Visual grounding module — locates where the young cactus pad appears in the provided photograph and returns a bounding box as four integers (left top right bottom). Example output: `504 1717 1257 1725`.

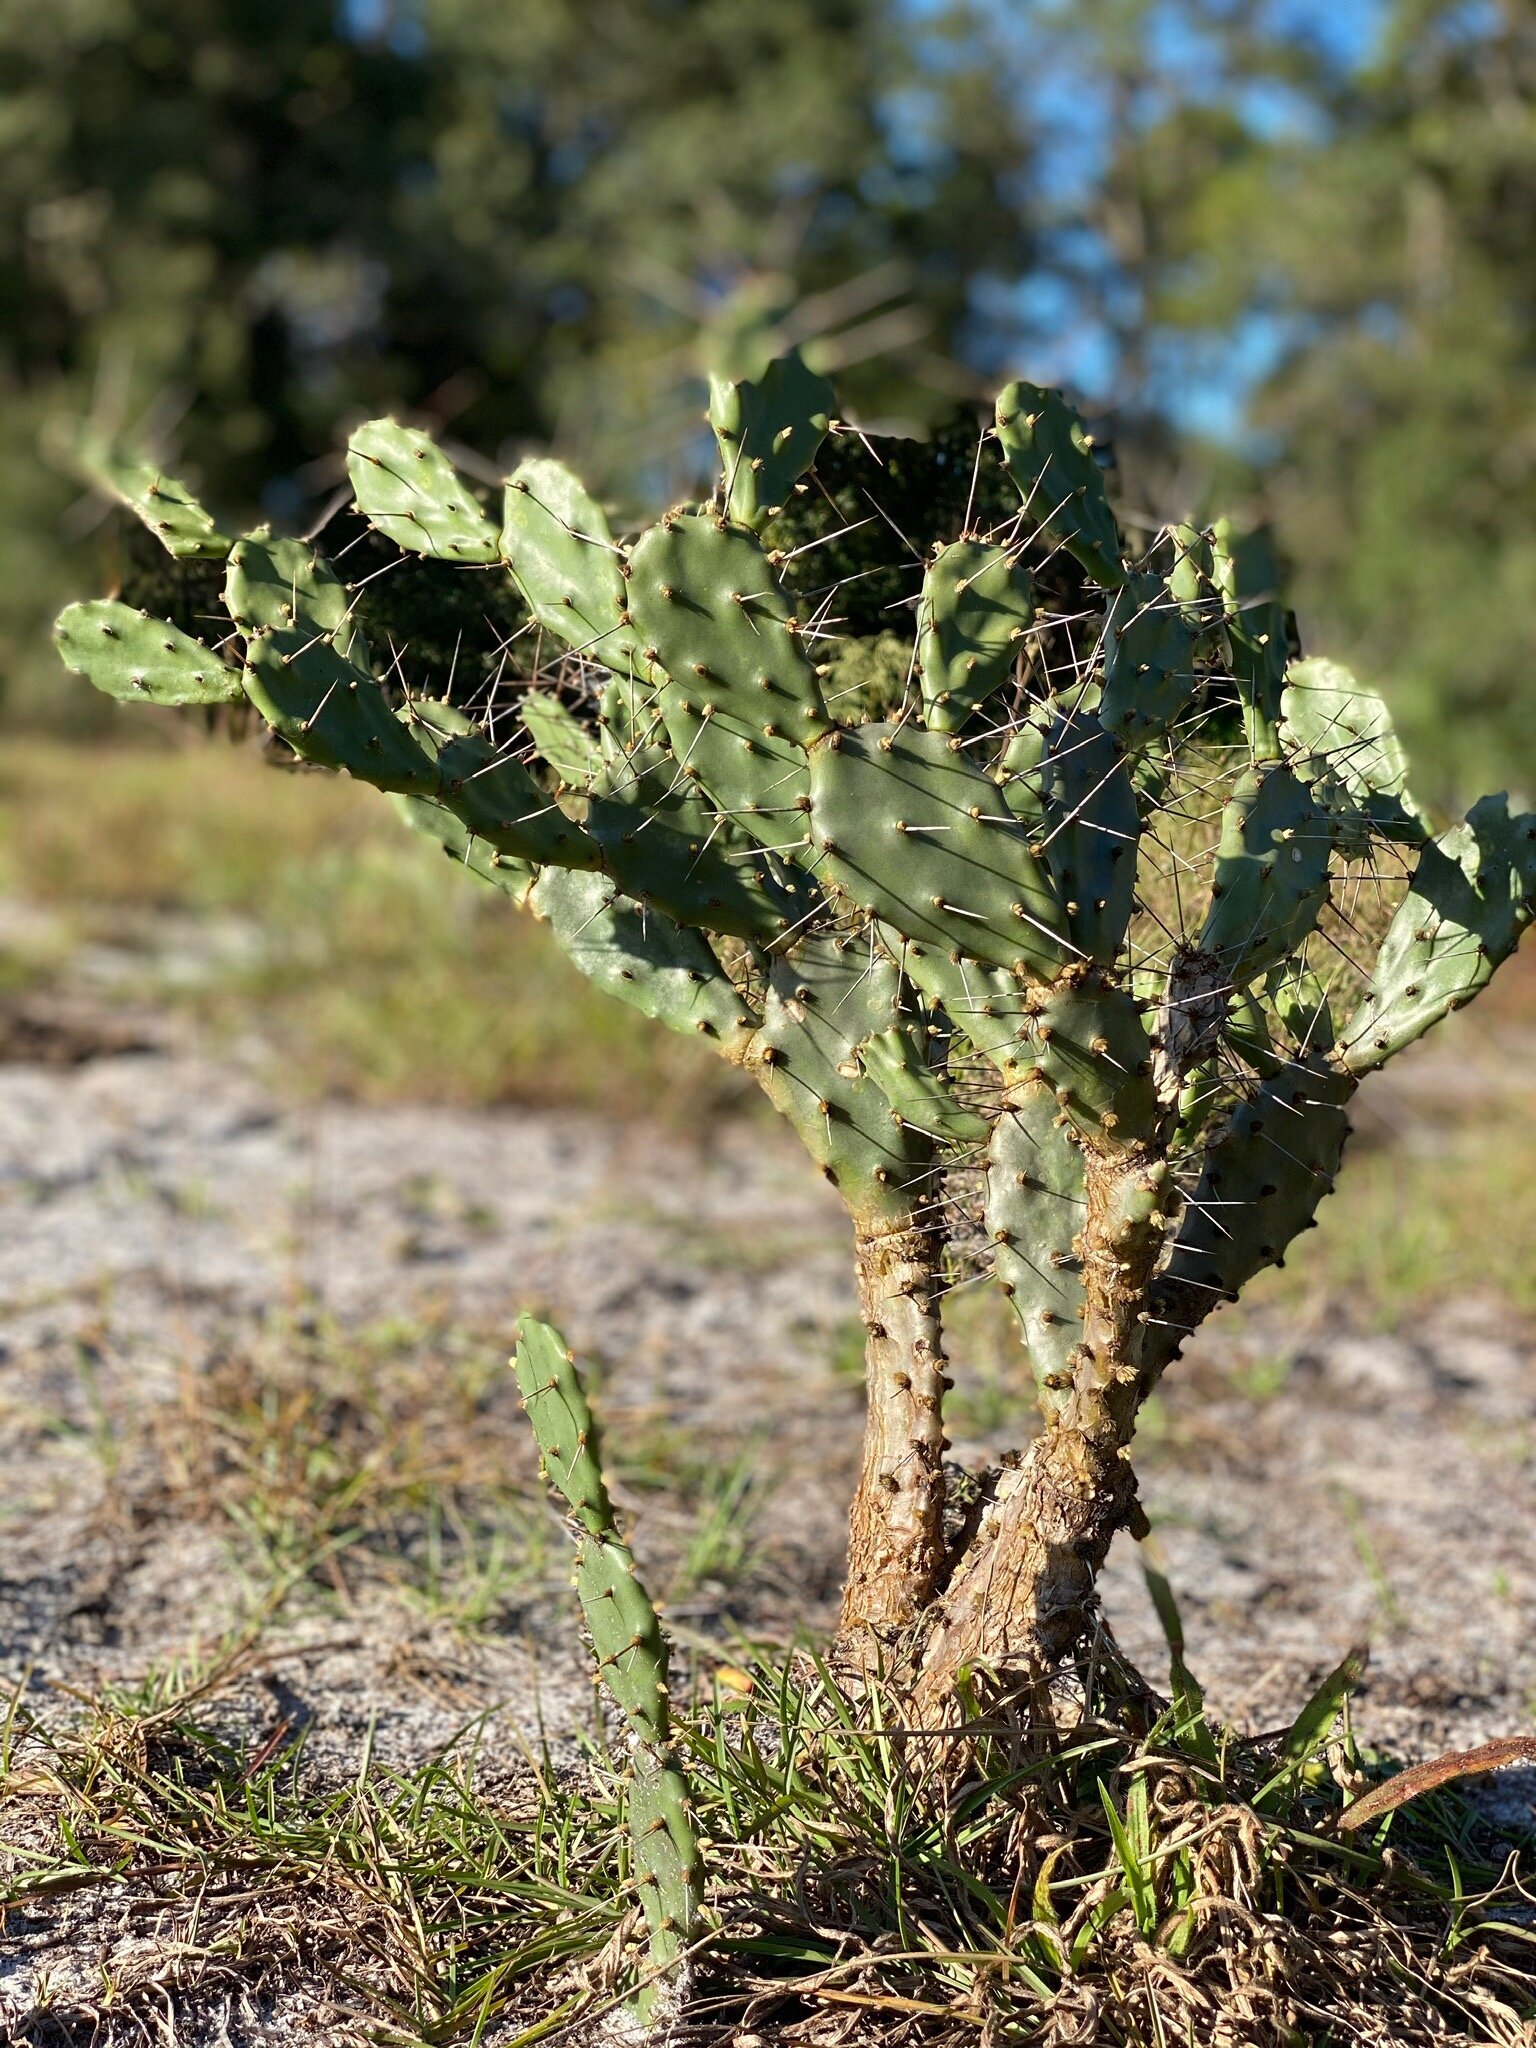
512 1316 700 2001
60 364 1536 1721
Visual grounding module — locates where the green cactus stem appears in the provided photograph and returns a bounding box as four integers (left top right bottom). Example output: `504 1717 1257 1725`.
512 1316 701 2010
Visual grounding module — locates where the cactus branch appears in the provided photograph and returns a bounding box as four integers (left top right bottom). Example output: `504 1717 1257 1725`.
838 1208 949 1647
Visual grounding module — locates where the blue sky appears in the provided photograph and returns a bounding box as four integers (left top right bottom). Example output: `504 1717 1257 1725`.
951 0 1389 439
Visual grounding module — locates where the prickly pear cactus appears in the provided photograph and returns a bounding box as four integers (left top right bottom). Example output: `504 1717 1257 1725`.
62 366 1536 1723
512 1317 700 2011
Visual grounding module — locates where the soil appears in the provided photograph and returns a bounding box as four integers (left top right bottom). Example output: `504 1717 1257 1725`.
0 992 1533 2042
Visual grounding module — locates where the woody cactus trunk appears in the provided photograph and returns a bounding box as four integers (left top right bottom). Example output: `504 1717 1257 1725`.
60 360 1536 1725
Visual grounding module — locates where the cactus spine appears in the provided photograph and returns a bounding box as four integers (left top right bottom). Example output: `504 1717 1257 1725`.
512 1317 700 2010
61 370 1536 1730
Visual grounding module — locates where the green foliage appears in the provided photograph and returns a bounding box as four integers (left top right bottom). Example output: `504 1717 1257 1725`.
0 0 1035 729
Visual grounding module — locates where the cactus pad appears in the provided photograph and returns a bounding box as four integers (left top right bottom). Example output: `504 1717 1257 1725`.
808 722 1069 976
755 934 934 1216
1162 1056 1354 1301
994 381 1125 588
985 1088 1088 1410
1281 657 1424 848
512 1316 700 1996
531 867 755 1048
1340 795 1536 1073
80 442 231 559
1035 704 1140 962
1020 976 1158 1145
1099 572 1199 748
228 536 437 793
521 689 602 787
55 601 241 705
502 457 640 668
629 514 828 841
346 419 501 562
915 540 1034 732
1200 765 1331 982
709 346 834 531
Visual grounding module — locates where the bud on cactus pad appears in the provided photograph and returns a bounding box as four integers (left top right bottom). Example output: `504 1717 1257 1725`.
61 365 1536 1766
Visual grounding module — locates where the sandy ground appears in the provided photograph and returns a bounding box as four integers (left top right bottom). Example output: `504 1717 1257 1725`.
0 1002 1533 2041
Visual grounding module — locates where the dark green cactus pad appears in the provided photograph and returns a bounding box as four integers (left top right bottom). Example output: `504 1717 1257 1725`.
1340 794 1536 1074
915 540 1034 732
881 930 1033 1079
512 1314 618 1539
755 934 933 1216
54 600 241 706
521 689 601 787
228 535 438 794
629 514 829 844
859 1026 989 1144
1162 524 1217 618
1036 704 1141 962
1099 571 1199 748
587 735 811 940
984 1087 1088 1412
502 457 641 668
997 717 1048 831
346 419 501 563
994 381 1126 589
80 441 231 559
1171 1057 1223 1152
709 346 834 530
808 722 1068 976
390 792 539 906
1265 963 1337 1055
531 867 756 1048
1019 977 1158 1145
418 714 601 871
1200 764 1332 982
1213 520 1289 746
1162 1055 1354 1303
1280 657 1424 849
628 1757 703 1968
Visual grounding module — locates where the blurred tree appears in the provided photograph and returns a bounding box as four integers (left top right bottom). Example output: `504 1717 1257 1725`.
1092 0 1536 798
0 0 1031 714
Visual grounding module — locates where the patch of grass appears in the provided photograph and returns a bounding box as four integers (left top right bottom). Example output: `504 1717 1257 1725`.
41 1308 784 1644
4 1638 1534 2046
77 1311 558 1635
0 738 751 1125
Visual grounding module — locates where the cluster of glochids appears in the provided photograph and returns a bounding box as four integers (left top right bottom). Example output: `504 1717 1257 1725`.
58 351 1536 2010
